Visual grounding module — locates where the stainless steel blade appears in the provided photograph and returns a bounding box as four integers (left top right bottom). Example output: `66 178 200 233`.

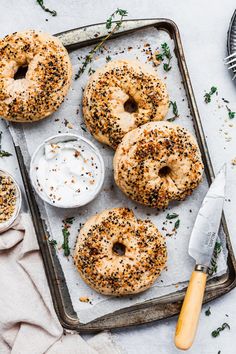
188 164 226 267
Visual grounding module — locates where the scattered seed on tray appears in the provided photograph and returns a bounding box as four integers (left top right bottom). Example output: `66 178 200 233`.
0 175 17 223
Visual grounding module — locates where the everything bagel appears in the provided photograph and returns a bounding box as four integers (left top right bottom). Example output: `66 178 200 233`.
83 59 169 149
74 208 167 295
0 30 72 122
113 121 204 209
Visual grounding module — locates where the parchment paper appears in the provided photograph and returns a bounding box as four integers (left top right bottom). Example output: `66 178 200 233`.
12 27 227 323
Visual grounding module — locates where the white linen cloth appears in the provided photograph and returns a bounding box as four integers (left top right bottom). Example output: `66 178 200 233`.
0 213 123 354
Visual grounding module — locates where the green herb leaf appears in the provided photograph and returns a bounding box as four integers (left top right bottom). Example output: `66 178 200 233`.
211 323 230 338
106 55 112 62
0 132 12 157
64 217 75 225
157 42 172 72
166 213 179 220
156 53 164 61
167 101 179 121
49 239 57 247
36 0 57 16
163 63 172 72
226 105 235 119
106 9 128 29
204 86 218 103
174 219 180 229
80 123 87 132
61 217 74 256
205 306 211 316
62 227 70 257
228 111 235 119
75 9 128 80
209 241 221 275
0 150 12 157
161 42 172 59
88 67 95 76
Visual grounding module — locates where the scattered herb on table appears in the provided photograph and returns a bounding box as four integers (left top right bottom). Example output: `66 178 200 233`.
0 151 12 157
167 101 179 121
0 132 12 158
36 0 57 16
166 213 179 220
211 322 230 338
226 105 235 119
156 42 172 71
106 55 112 62
62 217 75 256
75 8 128 79
209 241 221 275
204 86 218 103
205 306 211 316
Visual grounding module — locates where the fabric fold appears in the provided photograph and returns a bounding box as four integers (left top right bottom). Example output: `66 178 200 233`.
0 213 123 354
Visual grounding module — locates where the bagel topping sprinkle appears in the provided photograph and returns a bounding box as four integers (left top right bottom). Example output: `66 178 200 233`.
33 140 103 207
0 174 17 223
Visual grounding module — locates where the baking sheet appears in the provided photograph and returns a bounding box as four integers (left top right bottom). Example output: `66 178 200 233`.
12 27 227 324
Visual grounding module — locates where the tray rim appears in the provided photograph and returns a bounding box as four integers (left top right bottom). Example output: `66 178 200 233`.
227 9 236 55
227 9 236 78
12 18 236 333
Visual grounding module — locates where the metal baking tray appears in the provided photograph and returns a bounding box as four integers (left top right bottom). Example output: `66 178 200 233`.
227 9 236 79
12 19 236 332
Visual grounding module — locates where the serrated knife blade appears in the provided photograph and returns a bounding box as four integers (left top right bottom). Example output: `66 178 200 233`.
175 164 226 350
188 164 226 267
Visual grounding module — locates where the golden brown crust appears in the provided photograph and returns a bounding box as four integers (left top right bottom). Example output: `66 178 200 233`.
74 208 167 296
0 30 72 122
113 122 204 209
83 60 169 149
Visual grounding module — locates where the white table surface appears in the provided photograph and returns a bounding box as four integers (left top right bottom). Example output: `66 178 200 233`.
0 1 236 353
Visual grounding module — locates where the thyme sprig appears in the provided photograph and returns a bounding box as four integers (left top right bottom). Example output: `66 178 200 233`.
36 0 57 16
75 9 128 80
167 101 179 121
106 9 128 30
156 43 172 71
0 132 12 158
62 217 75 257
209 241 221 275
211 323 230 338
204 86 218 103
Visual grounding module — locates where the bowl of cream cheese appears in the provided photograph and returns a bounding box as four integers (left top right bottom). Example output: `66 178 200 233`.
30 134 105 208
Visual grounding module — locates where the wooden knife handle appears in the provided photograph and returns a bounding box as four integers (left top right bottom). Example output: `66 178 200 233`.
174 270 207 350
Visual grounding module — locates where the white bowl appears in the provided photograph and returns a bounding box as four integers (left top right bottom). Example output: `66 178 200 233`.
0 170 22 233
30 133 105 208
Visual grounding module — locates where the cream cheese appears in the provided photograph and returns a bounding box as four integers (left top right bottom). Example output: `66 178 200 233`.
31 137 104 208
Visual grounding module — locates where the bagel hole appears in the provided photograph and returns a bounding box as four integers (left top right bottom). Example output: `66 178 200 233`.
14 65 28 80
112 242 126 256
159 166 171 177
124 96 138 113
